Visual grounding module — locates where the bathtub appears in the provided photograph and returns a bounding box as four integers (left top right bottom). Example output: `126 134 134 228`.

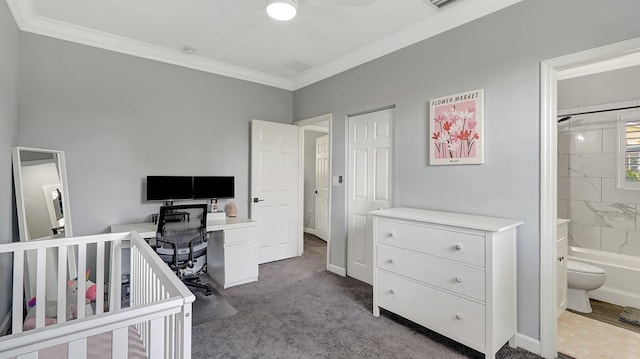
569 246 640 309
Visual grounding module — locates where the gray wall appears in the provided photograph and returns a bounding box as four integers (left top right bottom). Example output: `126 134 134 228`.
18 33 293 236
293 0 640 340
559 65 640 110
0 0 19 326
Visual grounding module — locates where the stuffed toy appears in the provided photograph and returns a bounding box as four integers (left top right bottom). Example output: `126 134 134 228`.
25 270 97 325
24 270 97 329
66 269 97 318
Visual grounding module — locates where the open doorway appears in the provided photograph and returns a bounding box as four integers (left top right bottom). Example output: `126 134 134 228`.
540 37 640 359
296 114 332 271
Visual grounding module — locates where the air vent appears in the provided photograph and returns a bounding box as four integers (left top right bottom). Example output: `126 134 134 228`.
427 0 457 9
283 60 312 73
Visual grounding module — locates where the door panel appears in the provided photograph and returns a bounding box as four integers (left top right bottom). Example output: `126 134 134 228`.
251 120 300 264
315 135 329 241
354 150 368 199
347 109 393 284
374 148 390 202
353 214 368 265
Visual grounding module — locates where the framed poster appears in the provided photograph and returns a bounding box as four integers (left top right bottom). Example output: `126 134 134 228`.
429 89 484 165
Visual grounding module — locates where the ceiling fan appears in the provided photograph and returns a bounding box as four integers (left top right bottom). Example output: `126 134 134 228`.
231 0 456 44
264 0 376 21
262 0 457 21
231 0 377 44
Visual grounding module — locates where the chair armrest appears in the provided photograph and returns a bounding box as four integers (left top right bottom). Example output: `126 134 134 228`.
155 238 178 266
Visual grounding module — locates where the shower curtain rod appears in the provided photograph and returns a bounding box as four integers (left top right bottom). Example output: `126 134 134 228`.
557 104 640 118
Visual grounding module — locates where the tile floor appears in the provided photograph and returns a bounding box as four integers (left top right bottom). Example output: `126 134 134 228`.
558 311 640 359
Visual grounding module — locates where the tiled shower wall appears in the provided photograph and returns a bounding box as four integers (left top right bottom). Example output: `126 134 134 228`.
558 100 640 258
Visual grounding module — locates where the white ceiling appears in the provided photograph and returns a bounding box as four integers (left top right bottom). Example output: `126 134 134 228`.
7 0 523 90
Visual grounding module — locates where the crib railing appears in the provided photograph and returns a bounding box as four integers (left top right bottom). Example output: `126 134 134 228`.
0 232 196 359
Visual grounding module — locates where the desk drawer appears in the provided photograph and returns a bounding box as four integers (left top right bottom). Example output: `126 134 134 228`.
377 245 485 301
377 219 485 267
377 270 485 348
224 226 258 245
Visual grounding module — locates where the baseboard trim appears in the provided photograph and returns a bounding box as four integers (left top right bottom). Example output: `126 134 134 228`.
328 264 346 277
590 287 640 309
304 227 327 241
0 309 11 336
516 333 540 356
304 227 320 237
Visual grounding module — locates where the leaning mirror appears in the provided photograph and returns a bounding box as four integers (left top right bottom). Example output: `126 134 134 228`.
12 147 75 300
12 147 73 241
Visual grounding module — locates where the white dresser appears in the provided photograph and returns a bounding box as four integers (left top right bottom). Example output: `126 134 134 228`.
371 207 523 359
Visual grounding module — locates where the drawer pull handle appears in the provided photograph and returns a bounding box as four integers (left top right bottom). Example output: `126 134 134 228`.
388 289 395 294
386 231 396 238
388 258 395 264
455 313 463 320
455 276 463 283
455 244 463 251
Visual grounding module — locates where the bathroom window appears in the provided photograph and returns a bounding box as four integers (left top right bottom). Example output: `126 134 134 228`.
618 112 640 189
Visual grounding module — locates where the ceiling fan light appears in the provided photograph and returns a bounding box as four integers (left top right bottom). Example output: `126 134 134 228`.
266 0 297 21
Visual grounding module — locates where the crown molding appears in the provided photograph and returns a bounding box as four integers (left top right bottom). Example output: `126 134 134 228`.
6 0 294 90
7 0 523 92
291 0 523 90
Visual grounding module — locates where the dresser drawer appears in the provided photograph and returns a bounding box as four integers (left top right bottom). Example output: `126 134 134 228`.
377 270 485 347
377 244 485 301
377 219 485 267
224 226 258 245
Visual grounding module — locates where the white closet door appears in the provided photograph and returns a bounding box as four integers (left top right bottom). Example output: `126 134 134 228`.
251 120 300 264
315 135 330 241
347 109 393 284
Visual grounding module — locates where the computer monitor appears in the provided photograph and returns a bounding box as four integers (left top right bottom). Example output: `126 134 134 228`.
146 176 193 201
192 176 235 199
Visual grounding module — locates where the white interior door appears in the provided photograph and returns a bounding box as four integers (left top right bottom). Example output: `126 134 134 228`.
315 135 330 241
251 120 300 264
347 108 393 285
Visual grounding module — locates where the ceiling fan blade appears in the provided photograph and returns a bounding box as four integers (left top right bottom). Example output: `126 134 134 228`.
230 7 265 37
301 0 376 7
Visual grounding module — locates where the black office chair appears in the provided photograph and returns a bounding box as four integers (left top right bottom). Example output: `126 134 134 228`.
155 204 212 295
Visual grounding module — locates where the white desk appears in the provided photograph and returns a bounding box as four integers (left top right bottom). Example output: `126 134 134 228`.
110 217 258 289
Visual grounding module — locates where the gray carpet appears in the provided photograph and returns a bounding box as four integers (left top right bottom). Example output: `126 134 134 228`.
191 277 237 327
192 234 549 359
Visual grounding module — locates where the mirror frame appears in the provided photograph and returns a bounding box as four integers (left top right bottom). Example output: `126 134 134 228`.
12 146 74 242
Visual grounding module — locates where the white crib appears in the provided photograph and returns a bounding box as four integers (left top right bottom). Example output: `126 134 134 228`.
0 232 195 359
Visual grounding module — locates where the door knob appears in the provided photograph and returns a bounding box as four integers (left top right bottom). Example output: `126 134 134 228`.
253 197 265 203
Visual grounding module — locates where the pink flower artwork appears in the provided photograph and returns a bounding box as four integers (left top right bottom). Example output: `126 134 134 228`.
429 89 484 165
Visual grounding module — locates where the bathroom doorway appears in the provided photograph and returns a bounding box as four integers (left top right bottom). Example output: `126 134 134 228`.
555 65 640 359
540 37 640 359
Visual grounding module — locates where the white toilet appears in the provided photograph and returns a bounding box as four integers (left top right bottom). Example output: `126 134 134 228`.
566 259 606 313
